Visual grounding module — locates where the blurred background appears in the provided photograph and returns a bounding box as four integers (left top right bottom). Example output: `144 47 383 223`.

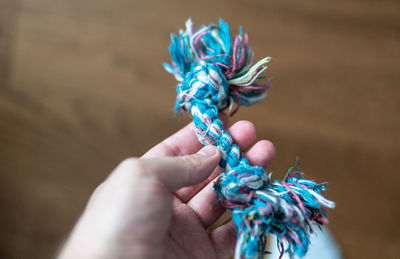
0 0 399 258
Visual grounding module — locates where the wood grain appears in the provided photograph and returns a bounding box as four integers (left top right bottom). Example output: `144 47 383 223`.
0 0 399 258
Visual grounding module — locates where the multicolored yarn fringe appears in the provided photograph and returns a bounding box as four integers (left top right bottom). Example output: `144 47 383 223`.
164 19 335 259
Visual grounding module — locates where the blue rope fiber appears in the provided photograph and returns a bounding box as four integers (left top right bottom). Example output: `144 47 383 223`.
164 19 335 259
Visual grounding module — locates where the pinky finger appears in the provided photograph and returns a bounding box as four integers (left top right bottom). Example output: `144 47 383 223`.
209 219 237 259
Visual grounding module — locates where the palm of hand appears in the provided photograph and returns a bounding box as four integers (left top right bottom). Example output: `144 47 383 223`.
166 198 218 259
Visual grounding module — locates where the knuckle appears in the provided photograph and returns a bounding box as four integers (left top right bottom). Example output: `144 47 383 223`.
88 182 105 203
119 157 138 168
117 157 146 176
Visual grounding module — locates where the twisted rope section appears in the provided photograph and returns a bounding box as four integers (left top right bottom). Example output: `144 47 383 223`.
164 19 335 259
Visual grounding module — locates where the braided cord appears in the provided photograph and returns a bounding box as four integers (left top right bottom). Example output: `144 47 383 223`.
164 19 335 259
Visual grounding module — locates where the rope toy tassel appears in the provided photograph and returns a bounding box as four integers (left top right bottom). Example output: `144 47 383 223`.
164 18 335 259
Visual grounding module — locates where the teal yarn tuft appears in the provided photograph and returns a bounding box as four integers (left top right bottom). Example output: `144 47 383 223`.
164 18 335 259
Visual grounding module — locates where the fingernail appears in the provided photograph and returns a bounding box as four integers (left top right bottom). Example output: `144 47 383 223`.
198 145 217 157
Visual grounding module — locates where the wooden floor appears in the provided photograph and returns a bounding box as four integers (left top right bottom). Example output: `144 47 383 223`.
0 0 399 258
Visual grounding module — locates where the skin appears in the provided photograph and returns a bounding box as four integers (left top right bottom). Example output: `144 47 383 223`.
58 119 276 259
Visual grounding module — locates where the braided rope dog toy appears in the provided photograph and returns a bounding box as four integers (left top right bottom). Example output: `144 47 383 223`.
164 19 335 259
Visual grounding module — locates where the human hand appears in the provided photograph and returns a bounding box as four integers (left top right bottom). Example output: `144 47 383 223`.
58 119 276 259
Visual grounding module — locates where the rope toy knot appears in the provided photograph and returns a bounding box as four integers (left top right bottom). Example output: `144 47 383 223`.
164 18 272 116
176 61 229 111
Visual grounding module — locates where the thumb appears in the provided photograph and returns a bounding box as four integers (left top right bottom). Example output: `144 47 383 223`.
141 145 220 191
